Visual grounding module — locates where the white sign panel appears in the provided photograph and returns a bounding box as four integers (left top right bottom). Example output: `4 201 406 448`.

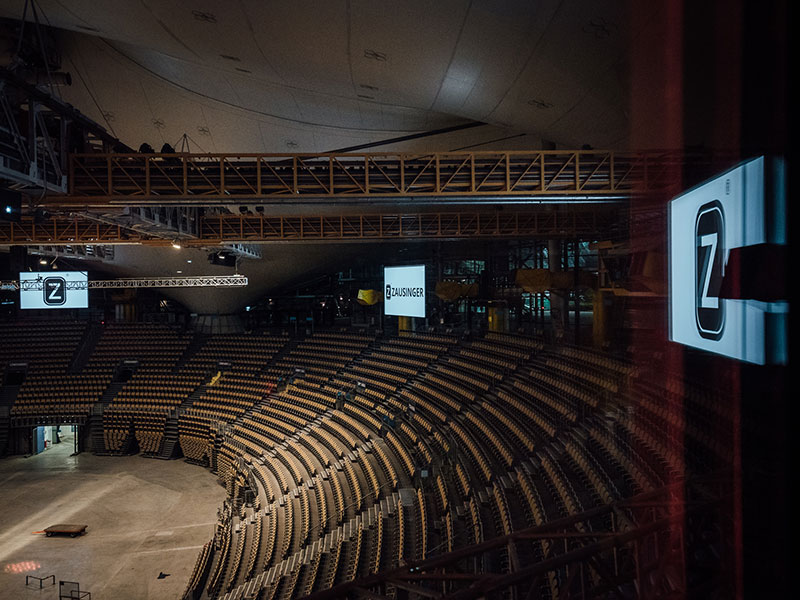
669 157 784 364
384 265 426 318
19 271 89 309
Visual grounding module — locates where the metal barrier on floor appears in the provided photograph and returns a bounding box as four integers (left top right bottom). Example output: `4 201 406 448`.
25 574 55 588
59 580 91 599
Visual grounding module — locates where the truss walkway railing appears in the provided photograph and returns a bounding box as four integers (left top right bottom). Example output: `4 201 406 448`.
66 150 689 205
0 209 621 245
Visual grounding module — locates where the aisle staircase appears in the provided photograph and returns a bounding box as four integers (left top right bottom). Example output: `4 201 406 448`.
87 378 127 455
68 322 103 374
155 418 179 459
86 403 108 455
0 384 20 455
175 332 208 372
0 405 10 456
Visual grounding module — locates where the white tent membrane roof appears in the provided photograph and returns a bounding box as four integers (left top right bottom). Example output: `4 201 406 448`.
1 0 636 152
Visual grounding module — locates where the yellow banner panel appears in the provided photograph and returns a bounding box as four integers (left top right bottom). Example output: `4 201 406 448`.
356 289 381 305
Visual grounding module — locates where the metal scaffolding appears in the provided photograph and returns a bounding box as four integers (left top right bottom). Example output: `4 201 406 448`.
0 68 125 195
62 149 686 207
0 208 623 245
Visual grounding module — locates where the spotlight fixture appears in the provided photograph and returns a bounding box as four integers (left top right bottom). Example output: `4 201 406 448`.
0 190 22 223
172 241 182 249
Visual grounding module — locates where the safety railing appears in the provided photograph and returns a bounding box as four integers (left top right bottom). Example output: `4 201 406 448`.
1 208 622 245
67 150 691 202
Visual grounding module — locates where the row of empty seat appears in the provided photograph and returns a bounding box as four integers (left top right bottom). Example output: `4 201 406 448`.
189 330 707 600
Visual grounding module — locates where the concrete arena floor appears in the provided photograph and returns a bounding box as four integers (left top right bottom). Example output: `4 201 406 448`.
0 432 226 600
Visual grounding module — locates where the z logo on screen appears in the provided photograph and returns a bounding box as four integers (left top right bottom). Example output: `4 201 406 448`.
385 284 392 300
695 200 725 340
43 276 67 306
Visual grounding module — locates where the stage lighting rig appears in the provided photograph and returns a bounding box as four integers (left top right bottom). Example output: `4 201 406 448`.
208 251 237 267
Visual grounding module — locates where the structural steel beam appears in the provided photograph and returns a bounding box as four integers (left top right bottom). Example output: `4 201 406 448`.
0 69 125 151
0 217 154 245
60 150 688 207
0 209 621 246
1 68 127 195
199 210 619 242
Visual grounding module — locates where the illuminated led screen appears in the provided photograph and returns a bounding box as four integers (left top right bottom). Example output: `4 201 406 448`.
669 157 787 364
19 271 89 310
384 265 426 318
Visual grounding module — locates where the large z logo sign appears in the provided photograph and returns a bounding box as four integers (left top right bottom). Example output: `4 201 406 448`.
695 201 725 339
670 157 786 364
43 276 66 306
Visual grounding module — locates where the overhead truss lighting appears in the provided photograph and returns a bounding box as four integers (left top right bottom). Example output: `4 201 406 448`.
0 275 248 291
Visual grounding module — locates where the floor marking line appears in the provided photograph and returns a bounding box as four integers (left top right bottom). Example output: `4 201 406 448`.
134 544 206 554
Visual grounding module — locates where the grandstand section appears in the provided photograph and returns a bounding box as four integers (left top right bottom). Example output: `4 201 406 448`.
1 322 738 599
